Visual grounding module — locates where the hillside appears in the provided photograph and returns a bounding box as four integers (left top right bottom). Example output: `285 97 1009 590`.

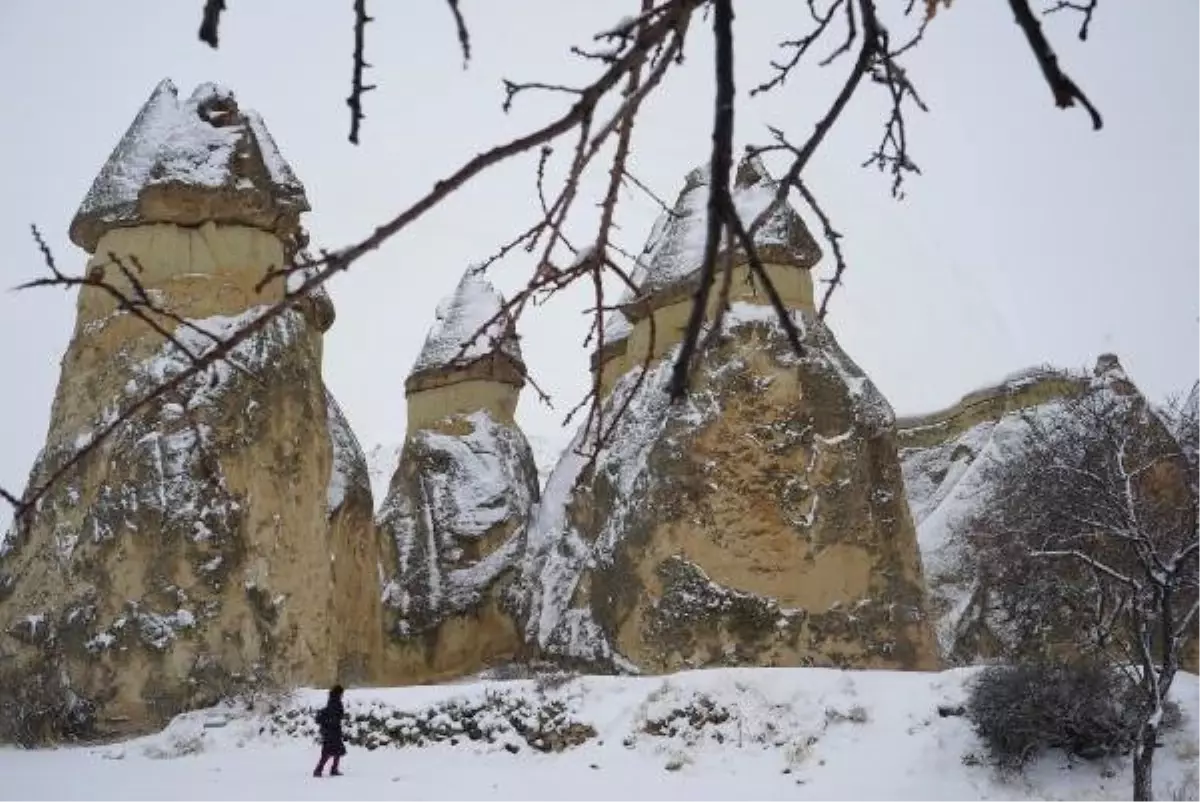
2 666 1195 801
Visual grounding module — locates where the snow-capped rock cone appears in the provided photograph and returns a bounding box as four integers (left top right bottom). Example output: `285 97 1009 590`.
377 271 539 683
0 80 379 738
523 155 939 673
899 355 1199 670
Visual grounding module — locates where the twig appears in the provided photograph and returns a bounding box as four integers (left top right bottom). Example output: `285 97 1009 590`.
669 0 735 401
1045 0 1098 42
793 181 846 320
199 0 225 48
444 0 471 64
1008 0 1103 129
348 0 376 144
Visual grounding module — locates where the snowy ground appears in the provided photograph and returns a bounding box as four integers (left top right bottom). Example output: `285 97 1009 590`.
3 667 1197 801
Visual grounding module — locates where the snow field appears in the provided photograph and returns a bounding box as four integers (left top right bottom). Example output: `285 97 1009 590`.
4 666 1196 801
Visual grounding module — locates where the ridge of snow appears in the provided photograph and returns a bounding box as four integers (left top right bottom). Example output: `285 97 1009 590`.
411 272 522 375
241 108 305 199
325 389 372 518
600 309 634 345
365 442 404 513
0 517 11 559
1184 384 1199 422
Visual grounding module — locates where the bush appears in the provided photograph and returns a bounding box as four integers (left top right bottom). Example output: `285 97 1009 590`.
966 660 1145 768
0 655 96 747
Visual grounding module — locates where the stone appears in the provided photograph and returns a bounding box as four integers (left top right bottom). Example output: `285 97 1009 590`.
376 270 539 683
521 155 938 673
899 355 1198 670
0 83 379 738
70 80 308 256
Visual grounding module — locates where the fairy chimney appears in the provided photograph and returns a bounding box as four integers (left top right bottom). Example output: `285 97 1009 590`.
376 270 540 684
592 154 823 397
522 154 939 672
0 80 379 738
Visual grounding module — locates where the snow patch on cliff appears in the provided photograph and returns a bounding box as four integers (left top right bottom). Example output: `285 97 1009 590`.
378 409 538 634
326 389 372 517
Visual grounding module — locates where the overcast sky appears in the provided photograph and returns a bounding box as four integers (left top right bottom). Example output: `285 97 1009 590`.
0 1 1195 527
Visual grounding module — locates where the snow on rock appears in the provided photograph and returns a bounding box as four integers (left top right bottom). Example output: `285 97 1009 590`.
70 79 308 253
1180 381 1200 422
620 153 820 306
520 303 930 673
365 442 404 512
21 303 308 548
0 296 343 731
5 666 1197 801
377 409 539 656
897 357 1182 663
325 389 372 517
410 272 522 375
600 308 634 346
898 364 1085 659
900 412 1046 655
523 430 571 493
1158 382 1199 496
520 345 715 666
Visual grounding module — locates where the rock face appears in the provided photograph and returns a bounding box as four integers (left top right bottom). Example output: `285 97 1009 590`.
520 155 939 673
377 272 540 683
898 356 1198 668
0 80 378 737
325 390 386 685
898 366 1092 661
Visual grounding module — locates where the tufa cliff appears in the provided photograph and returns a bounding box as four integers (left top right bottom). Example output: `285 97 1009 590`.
898 355 1198 668
519 155 940 673
376 271 540 683
0 80 379 736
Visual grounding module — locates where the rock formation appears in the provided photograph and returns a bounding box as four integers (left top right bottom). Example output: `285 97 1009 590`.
7 78 1190 743
520 155 940 673
0 80 378 737
325 387 386 685
898 355 1198 669
376 271 540 683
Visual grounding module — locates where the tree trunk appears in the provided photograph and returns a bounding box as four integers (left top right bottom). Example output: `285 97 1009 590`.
1133 723 1158 801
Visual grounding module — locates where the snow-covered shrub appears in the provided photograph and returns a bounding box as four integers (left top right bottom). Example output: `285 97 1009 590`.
966 661 1152 768
266 691 596 753
0 655 96 747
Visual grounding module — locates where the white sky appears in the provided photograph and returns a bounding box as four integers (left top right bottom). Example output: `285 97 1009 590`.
0 1 1195 528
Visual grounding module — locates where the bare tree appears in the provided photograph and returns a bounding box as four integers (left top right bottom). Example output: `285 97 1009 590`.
966 375 1198 800
4 0 1118 526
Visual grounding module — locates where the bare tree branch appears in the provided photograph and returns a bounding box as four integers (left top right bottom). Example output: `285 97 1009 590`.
669 0 735 401
444 0 471 65
348 0 375 144
1008 0 1103 129
1045 0 1099 42
198 0 225 48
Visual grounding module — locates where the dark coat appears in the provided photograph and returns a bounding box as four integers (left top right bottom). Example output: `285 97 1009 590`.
316 698 346 756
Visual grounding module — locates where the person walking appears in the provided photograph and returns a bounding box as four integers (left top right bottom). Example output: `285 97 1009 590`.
312 685 346 777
